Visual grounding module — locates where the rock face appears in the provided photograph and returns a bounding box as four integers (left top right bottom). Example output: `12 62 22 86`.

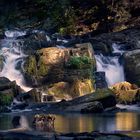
110 81 140 104
124 49 140 86
0 131 133 140
23 43 95 101
90 27 140 54
0 56 4 72
40 80 94 101
0 77 22 112
94 72 108 89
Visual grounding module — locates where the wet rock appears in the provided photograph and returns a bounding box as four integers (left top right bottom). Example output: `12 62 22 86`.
12 116 21 128
0 56 4 72
94 72 108 89
27 88 116 113
124 49 140 86
42 95 56 102
68 89 116 110
0 30 5 39
12 103 28 110
88 39 111 54
81 101 104 113
0 106 11 113
0 77 21 96
26 89 42 103
92 27 140 52
0 77 11 85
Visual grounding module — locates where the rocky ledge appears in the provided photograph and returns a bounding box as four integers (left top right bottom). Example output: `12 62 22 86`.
0 130 135 140
27 89 116 113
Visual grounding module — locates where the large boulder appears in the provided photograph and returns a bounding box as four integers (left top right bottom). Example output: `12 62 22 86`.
91 27 140 54
23 43 95 86
124 49 140 86
0 77 21 96
0 77 22 112
40 79 94 101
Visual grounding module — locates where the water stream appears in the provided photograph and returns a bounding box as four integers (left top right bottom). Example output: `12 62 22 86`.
95 43 125 86
0 31 31 92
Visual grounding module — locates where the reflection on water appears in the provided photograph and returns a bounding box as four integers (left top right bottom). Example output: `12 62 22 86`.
116 112 139 131
0 112 140 133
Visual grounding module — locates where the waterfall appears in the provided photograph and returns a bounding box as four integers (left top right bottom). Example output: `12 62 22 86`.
20 116 30 129
0 30 32 92
95 43 125 86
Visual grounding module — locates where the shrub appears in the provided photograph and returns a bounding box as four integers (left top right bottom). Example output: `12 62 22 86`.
110 82 140 104
66 56 92 69
0 93 13 106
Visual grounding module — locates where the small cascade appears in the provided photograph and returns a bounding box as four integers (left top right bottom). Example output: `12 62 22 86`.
20 116 30 129
95 43 126 86
0 31 32 92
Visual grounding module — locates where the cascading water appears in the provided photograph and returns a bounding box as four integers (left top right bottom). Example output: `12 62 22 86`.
95 43 125 86
0 31 32 92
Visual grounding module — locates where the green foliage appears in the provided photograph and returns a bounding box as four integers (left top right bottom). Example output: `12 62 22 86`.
0 93 13 106
66 56 92 69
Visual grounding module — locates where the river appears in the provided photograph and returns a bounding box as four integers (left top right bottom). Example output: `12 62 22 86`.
1 108 140 133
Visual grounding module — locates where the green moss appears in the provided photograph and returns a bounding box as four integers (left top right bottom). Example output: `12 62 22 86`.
93 89 115 100
66 56 93 69
24 55 37 75
0 93 13 106
0 56 4 71
37 57 48 76
24 55 48 77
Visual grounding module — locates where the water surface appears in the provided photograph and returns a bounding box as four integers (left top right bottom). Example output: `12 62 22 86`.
0 112 140 133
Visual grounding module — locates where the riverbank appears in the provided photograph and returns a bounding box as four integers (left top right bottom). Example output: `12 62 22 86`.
0 129 139 140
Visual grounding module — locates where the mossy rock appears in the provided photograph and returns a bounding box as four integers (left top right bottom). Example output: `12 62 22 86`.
69 88 117 109
24 54 48 77
0 93 13 106
0 56 4 71
46 79 94 100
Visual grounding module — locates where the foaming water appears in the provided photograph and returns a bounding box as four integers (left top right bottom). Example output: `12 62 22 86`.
0 31 32 92
20 116 30 129
95 43 125 86
95 54 125 86
5 30 26 38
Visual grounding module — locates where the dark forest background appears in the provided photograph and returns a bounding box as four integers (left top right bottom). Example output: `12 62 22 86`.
0 0 140 34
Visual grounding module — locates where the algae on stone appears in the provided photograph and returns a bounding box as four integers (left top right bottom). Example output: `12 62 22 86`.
24 54 48 77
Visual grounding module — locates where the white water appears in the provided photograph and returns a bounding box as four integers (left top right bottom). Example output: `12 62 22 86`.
116 104 140 111
20 116 30 129
5 30 26 38
95 43 125 86
0 31 32 92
